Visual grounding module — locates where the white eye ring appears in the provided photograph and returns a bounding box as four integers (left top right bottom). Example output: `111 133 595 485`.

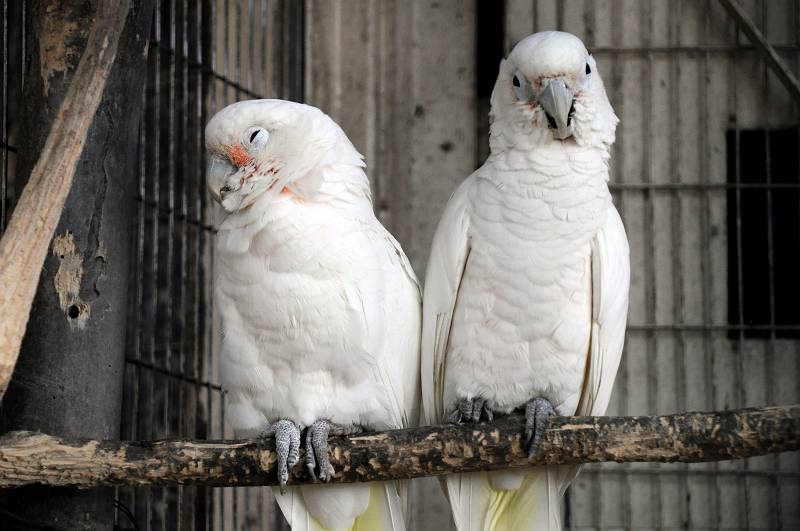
244 127 269 151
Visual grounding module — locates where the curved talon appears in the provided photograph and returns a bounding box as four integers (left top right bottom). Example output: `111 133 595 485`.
308 420 336 482
524 397 555 458
458 398 473 422
450 397 494 424
304 429 318 480
303 420 360 481
471 398 485 422
265 419 300 493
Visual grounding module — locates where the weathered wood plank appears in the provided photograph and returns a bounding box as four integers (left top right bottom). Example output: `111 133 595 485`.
0 405 796 489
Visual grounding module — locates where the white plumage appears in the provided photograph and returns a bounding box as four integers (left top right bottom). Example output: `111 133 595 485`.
421 31 629 530
206 100 420 531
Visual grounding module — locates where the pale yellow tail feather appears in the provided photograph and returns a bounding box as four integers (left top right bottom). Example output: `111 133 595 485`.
447 467 565 531
274 482 406 531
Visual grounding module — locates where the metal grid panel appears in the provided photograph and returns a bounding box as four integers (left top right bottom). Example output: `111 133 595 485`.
118 1 302 529
0 0 24 235
502 0 800 529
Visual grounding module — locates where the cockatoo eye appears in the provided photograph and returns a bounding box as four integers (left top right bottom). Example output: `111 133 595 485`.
244 127 269 152
585 63 591 75
512 70 531 101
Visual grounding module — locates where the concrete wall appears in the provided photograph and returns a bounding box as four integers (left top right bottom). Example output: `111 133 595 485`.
304 0 800 530
305 0 477 275
305 2 475 528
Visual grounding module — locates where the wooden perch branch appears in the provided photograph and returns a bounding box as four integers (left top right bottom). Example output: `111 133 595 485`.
0 405 797 489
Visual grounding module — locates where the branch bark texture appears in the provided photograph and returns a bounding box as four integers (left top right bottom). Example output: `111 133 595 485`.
0 405 796 489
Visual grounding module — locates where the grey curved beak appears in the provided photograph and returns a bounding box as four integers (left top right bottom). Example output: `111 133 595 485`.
207 156 238 203
538 78 574 140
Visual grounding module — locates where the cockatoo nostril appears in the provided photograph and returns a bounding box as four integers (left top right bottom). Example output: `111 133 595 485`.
544 112 558 130
567 100 576 127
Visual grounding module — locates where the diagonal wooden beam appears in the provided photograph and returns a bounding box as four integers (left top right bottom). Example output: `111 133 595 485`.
0 1 131 402
719 0 800 106
0 405 797 489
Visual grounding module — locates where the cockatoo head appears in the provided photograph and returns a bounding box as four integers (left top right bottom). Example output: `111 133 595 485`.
490 31 618 150
205 99 365 213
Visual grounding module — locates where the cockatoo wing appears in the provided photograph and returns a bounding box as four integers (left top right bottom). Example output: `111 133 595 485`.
377 228 422 431
272 213 420 531
578 206 629 418
420 177 473 425
552 205 630 501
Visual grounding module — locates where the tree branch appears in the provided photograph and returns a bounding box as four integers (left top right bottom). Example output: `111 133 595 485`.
0 405 796 489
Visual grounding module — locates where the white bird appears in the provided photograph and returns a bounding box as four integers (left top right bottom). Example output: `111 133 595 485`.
206 99 421 531
421 31 629 530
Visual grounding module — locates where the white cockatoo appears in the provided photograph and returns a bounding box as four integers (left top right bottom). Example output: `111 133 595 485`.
421 31 629 530
206 99 421 531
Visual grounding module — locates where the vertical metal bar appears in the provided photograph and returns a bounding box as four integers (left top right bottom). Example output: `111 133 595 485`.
197 1 212 528
164 1 178 526
281 0 304 101
213 0 224 525
249 0 255 94
150 2 162 527
607 1 629 527
669 2 689 527
1 0 7 233
555 0 563 31
641 2 662 528
138 6 158 526
795 0 800 449
731 5 750 527
699 2 721 528
758 2 782 528
263 0 269 97
177 0 189 527
130 43 151 522
271 0 280 99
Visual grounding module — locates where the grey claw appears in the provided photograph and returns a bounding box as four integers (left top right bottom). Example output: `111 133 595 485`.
458 398 473 423
472 398 485 422
524 397 555 458
448 407 462 423
267 419 300 493
451 397 493 424
305 424 318 481
307 419 333 482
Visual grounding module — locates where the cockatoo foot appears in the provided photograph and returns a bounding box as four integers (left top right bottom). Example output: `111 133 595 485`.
304 419 362 482
261 419 301 493
524 397 554 458
448 396 494 423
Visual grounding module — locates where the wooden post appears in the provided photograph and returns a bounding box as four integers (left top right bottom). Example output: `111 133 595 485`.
0 1 153 529
0 405 796 489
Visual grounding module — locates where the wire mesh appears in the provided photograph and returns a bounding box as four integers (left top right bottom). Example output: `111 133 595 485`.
117 1 302 529
0 0 23 236
501 1 800 529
